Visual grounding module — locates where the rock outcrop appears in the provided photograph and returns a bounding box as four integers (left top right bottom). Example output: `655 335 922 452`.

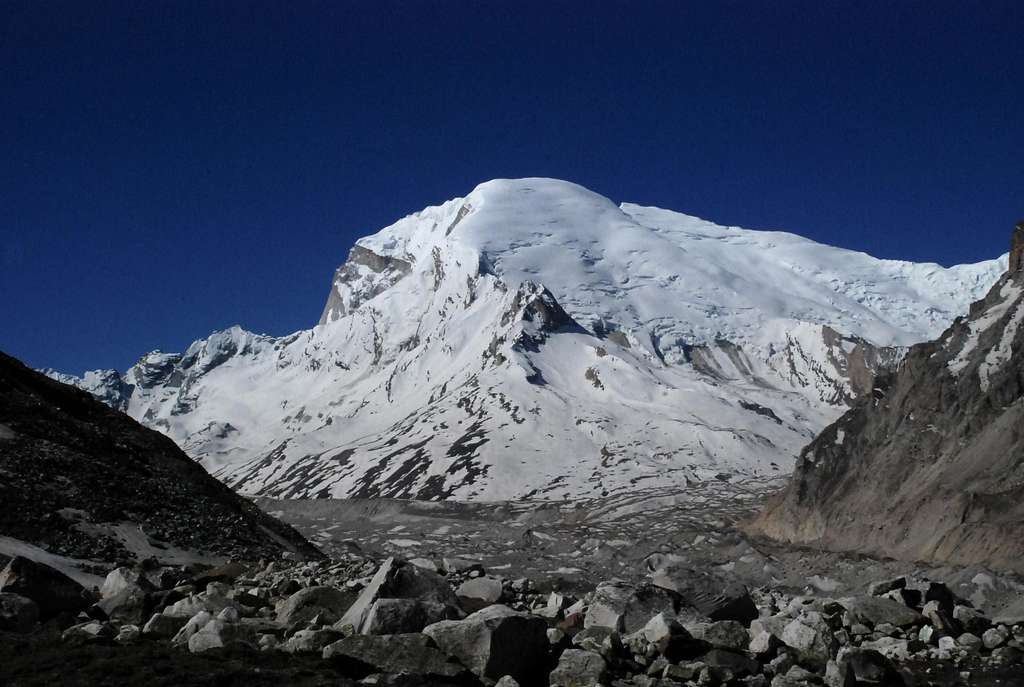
750 223 1024 573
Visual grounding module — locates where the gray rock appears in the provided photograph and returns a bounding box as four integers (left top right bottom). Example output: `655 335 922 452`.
953 605 990 635
188 617 257 653
276 585 353 627
283 628 347 654
116 624 140 643
781 612 838 669
142 612 188 638
650 564 758 625
957 632 983 653
457 576 504 609
360 597 453 635
62 620 116 643
423 604 548 684
859 637 910 661
339 557 460 633
983 625 1010 649
100 567 154 599
323 633 470 681
699 649 760 681
0 593 39 633
172 611 213 647
867 577 906 597
584 580 682 633
163 590 240 618
549 649 607 687
694 620 749 651
95 584 153 625
0 556 91 619
837 596 922 629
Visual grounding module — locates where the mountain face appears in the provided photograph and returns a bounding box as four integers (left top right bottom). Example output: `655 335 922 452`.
750 222 1024 573
50 179 1006 501
0 351 321 565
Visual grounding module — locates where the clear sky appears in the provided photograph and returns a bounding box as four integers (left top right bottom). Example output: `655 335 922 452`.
2 1 1022 374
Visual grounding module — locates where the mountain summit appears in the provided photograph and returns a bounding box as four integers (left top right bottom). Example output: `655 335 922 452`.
51 179 1007 501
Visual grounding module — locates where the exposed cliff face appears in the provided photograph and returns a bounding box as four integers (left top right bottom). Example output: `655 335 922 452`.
0 351 322 565
750 227 1024 572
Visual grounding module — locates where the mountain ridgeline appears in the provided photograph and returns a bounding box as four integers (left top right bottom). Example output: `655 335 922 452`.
49 179 1007 501
750 221 1024 573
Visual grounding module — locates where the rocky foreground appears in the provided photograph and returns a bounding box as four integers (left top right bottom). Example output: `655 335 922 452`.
4 548 1024 687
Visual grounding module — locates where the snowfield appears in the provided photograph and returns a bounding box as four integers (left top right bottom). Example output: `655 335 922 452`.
48 179 1007 501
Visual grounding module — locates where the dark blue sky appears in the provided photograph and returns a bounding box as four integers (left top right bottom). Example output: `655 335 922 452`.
3 1 1022 373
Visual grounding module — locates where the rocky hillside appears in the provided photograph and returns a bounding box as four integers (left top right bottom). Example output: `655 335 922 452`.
749 222 1024 573
0 351 322 567
50 179 1006 501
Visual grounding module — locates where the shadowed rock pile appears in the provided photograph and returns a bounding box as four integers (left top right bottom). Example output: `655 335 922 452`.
5 549 1024 686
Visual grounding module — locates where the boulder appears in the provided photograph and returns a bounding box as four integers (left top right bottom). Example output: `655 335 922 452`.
276 585 354 627
692 620 749 651
650 563 758 625
142 612 189 638
339 557 461 634
94 584 153 625
171 611 213 647
866 577 906 597
62 620 116 643
0 593 39 633
549 649 607 687
922 601 962 636
187 617 257 653
584 581 683 633
283 628 347 654
957 632 983 653
781 612 838 669
826 647 903 686
983 625 1010 649
162 588 240 618
360 597 454 635
0 556 92 618
699 649 760 681
100 567 155 599
457 576 504 610
116 624 141 643
837 596 922 629
323 633 471 682
424 604 549 684
952 605 990 635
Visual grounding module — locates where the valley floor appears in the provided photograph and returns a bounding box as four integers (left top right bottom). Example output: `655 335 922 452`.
257 480 1024 621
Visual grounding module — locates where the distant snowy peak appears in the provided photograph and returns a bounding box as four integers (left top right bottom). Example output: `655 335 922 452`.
50 178 1008 501
323 178 1005 356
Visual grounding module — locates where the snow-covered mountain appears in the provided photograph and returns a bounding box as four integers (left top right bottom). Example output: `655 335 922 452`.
49 179 1007 501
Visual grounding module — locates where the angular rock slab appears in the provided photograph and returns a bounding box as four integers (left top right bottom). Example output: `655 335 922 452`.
0 556 91 619
837 596 923 629
549 648 607 687
584 580 684 634
339 557 461 633
424 605 549 684
323 633 472 683
276 585 354 627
